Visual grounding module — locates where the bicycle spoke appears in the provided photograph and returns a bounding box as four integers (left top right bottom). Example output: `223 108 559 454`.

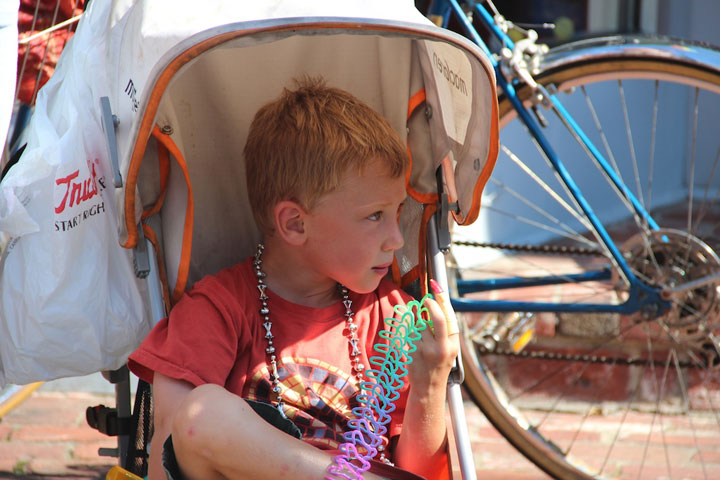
637 325 661 480
552 87 646 234
577 78 659 230
638 81 668 279
507 321 644 399
618 80 646 210
671 350 709 479
562 370 614 460
582 82 650 225
658 351 673 477
688 87 699 236
692 147 720 232
580 82 664 278
489 177 587 239
475 204 599 248
500 144 594 232
581 85 622 180
599 358 642 476
646 80 659 216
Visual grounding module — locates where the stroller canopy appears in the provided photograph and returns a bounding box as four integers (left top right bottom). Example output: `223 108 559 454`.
111 0 498 296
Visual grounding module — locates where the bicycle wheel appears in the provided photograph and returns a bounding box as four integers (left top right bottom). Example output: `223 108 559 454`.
455 36 720 479
0 382 43 419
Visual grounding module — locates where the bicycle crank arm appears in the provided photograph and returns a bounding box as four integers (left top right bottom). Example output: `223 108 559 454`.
661 271 720 299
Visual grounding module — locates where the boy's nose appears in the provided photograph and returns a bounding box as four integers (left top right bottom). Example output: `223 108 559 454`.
383 219 404 251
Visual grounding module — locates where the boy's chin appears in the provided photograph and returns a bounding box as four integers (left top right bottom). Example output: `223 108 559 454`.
344 278 383 294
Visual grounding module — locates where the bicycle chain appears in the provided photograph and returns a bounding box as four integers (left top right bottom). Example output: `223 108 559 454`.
452 240 604 256
475 344 699 369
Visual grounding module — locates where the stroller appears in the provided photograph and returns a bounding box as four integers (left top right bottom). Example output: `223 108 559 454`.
0 0 498 478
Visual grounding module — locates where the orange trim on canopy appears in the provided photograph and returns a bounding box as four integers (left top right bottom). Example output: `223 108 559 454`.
122 20 482 248
407 88 426 119
455 91 500 226
150 125 194 304
141 131 171 221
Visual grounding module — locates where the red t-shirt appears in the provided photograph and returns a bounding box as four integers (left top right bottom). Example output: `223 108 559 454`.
128 257 413 451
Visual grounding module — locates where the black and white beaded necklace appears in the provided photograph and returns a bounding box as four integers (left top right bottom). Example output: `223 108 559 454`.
253 243 365 418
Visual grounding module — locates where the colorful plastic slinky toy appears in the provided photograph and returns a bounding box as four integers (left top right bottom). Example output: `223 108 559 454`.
326 294 433 480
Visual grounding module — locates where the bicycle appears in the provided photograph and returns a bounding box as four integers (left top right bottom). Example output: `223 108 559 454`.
425 1 720 478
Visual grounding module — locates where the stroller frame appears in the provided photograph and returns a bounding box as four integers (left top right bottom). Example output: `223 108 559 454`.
113 11 497 480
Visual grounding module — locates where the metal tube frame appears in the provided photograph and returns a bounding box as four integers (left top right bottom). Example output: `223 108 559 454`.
428 216 477 480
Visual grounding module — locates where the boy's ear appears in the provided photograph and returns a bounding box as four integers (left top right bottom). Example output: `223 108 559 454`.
273 200 307 245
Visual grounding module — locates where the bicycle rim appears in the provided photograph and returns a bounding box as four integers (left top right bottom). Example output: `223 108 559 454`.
457 37 720 480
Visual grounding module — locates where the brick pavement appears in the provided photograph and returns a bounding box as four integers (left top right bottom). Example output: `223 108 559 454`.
0 391 116 479
8 388 720 479
0 390 548 480
5 390 720 480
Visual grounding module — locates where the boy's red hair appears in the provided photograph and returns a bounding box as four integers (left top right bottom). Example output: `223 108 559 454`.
244 76 408 234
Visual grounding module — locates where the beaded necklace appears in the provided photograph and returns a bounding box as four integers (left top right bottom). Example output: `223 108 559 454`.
253 243 365 418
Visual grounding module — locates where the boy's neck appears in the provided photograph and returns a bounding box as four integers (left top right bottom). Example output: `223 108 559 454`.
259 239 340 309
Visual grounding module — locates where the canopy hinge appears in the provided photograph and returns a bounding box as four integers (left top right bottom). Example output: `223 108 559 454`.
100 96 123 188
435 167 458 253
133 221 150 278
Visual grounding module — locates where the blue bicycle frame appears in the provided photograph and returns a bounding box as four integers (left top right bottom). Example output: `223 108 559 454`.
429 0 671 316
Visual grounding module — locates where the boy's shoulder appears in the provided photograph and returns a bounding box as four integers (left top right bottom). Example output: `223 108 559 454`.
185 257 254 301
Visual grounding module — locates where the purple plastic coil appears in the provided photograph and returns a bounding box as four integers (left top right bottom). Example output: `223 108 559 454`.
326 295 432 479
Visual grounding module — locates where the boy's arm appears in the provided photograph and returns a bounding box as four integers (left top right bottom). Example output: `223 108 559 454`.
152 375 389 480
168 383 389 480
394 297 459 478
149 372 195 480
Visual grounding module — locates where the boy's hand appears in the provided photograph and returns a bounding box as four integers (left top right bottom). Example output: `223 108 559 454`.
407 296 460 392
394 295 460 477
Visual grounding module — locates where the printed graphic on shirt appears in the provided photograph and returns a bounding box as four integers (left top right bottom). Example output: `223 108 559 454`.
246 357 360 449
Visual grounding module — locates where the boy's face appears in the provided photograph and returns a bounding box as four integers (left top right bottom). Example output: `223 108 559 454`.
302 157 406 294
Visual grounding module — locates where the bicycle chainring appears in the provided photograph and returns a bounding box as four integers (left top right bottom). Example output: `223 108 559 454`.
621 228 720 359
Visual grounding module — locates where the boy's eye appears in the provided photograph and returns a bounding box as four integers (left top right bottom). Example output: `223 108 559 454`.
368 211 382 221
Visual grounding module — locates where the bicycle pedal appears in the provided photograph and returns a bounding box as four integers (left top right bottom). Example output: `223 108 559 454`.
509 320 535 353
506 313 535 352
480 312 535 352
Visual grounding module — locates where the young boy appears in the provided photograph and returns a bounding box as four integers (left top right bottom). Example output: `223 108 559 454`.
128 77 459 480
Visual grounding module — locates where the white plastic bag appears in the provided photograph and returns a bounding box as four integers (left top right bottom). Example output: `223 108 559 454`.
0 2 150 386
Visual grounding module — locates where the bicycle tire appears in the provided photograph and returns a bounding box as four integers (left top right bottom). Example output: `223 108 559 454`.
0 382 43 419
457 35 720 480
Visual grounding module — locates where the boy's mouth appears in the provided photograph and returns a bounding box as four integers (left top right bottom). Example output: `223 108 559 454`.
372 263 392 275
